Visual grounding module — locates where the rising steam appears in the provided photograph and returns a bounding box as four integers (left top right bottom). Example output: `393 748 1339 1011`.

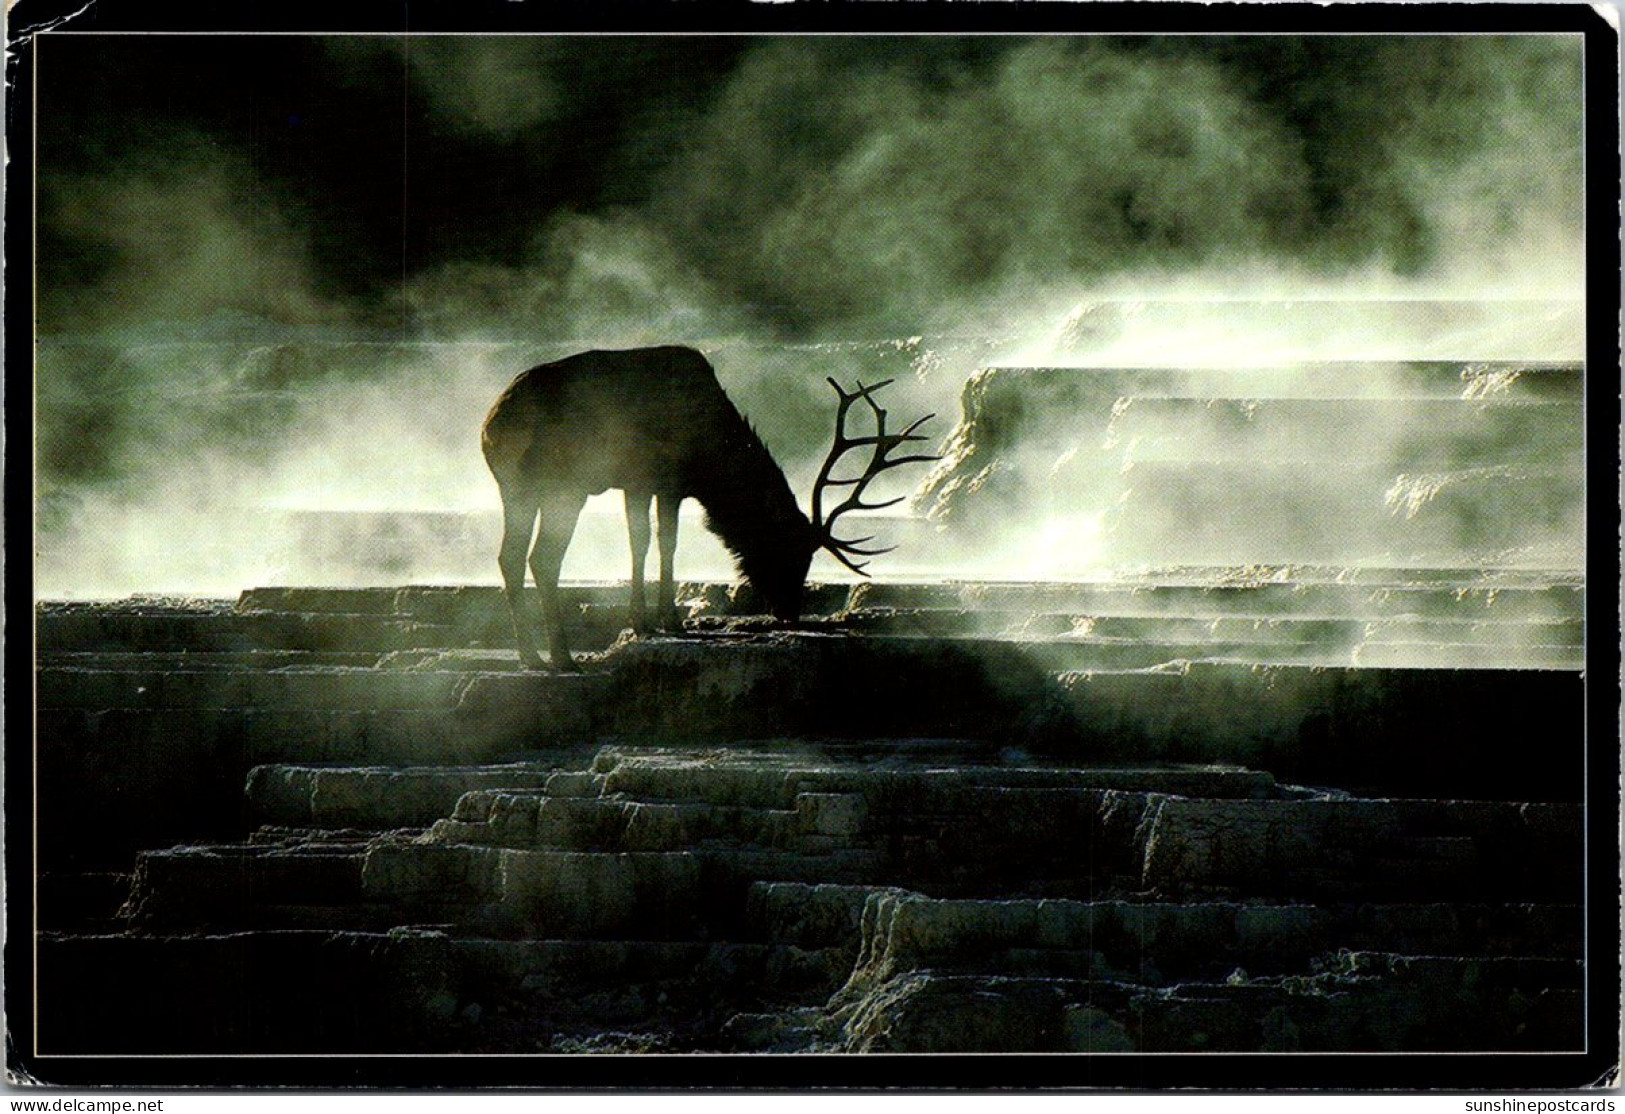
33 34 1586 595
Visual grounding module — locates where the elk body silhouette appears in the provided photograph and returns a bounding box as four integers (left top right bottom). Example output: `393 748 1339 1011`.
482 346 935 669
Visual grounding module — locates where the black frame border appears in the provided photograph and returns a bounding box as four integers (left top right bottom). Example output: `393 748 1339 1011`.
5 0 1618 1092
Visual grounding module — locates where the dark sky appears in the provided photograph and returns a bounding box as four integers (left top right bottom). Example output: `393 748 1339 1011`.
39 37 751 311
35 34 1586 339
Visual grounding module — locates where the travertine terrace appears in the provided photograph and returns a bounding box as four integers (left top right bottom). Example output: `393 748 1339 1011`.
36 566 1586 1054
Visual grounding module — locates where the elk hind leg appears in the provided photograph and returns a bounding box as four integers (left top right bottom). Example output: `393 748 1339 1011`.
530 492 587 670
497 491 545 670
625 490 653 634
654 494 682 631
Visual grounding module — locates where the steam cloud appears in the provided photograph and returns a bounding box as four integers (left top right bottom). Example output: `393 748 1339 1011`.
33 34 1586 594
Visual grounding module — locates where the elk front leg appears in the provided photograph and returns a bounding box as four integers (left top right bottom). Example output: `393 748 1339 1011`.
497 494 544 670
529 492 587 671
625 490 653 634
654 494 682 630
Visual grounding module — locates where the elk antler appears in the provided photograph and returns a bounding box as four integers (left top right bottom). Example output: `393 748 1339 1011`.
809 377 938 576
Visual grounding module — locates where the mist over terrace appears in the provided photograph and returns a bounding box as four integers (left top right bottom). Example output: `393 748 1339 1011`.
31 34 1587 598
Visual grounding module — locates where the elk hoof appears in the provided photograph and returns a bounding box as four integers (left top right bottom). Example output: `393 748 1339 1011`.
519 651 546 671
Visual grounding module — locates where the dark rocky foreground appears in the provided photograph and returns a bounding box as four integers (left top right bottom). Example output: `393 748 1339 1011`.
30 575 1591 1061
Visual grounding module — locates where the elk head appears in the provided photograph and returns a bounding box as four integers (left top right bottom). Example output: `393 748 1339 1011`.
805 376 938 581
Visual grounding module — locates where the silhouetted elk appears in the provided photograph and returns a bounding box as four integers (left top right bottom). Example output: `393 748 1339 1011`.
482 345 936 669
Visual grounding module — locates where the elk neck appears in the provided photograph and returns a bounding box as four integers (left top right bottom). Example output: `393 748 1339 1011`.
693 426 815 566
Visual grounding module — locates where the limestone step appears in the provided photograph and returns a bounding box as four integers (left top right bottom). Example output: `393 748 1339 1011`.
829 616 1585 669
695 848 894 913
588 747 1277 809
34 605 597 656
960 362 1583 405
593 634 1073 742
48 736 1590 1060
36 666 469 710
35 665 628 716
246 762 559 828
429 787 1096 900
374 649 553 672
37 600 812 657
1009 636 1579 672
119 843 377 932
1100 397 1581 469
231 577 1596 629
1037 474 1584 571
836 610 1585 648
38 650 383 671
40 579 1586 660
59 573 1584 635
125 838 714 939
35 647 1584 886
35 699 599 874
235 582 854 626
1051 664 1584 801
50 877 1588 1054
1341 642 1582 670
589 634 1583 755
1078 565 1583 588
39 697 595 766
1092 461 1582 548
36 604 452 654
229 569 1589 609
359 841 707 939
35 929 848 1054
429 791 801 854
829 958 1583 1053
929 471 1581 569
745 882 911 952
826 889 1583 987
35 626 1585 717
923 360 1579 513
25 602 676 658
421 750 1576 902
848 580 1585 622
392 581 853 622
1137 797 1581 901
244 750 1268 856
